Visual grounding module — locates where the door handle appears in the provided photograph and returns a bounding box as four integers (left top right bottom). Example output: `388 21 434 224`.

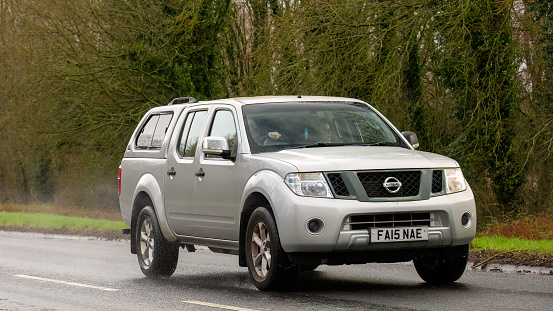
167 167 176 176
195 168 205 177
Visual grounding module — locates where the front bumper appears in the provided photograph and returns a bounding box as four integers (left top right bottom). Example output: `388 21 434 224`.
270 182 476 254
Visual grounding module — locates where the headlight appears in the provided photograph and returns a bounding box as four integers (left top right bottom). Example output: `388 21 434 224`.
285 173 333 198
444 168 467 194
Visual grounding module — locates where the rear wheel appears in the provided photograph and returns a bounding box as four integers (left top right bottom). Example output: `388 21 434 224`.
246 207 299 291
136 206 179 277
413 250 468 284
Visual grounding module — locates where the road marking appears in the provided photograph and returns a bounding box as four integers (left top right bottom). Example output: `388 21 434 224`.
183 301 260 311
14 274 119 292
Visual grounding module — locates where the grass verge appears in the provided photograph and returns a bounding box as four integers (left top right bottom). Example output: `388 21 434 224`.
0 203 123 221
0 211 128 232
471 236 553 254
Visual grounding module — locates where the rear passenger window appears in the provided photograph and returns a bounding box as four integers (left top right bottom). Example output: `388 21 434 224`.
136 113 173 149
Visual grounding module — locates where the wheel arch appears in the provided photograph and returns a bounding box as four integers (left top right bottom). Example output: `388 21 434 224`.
131 173 177 249
238 169 290 267
239 192 273 267
130 191 153 254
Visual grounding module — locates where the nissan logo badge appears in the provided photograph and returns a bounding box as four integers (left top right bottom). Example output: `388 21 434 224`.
383 177 402 193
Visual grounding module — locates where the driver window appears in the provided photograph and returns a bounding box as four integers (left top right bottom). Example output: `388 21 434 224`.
207 109 237 158
177 110 208 158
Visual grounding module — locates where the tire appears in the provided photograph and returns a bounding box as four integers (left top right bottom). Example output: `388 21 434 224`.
413 250 469 284
136 206 179 277
246 207 299 291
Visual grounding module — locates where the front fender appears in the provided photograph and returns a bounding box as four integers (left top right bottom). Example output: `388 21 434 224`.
240 169 302 242
240 170 282 210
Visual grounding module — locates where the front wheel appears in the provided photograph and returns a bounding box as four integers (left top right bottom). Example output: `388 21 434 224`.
413 250 468 284
136 206 179 277
246 207 299 291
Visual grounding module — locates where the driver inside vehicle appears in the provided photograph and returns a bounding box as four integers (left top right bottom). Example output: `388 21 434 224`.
260 119 335 145
247 113 339 147
248 119 285 146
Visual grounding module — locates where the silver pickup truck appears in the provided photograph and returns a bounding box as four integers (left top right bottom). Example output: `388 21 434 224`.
118 96 476 291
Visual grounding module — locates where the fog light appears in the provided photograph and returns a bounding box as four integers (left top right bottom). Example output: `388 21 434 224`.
306 218 325 235
461 212 472 229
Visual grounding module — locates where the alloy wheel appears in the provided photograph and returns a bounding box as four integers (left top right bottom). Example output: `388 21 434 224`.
139 218 154 267
251 221 271 278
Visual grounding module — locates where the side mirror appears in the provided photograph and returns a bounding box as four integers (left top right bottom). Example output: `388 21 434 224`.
202 136 231 158
401 131 419 149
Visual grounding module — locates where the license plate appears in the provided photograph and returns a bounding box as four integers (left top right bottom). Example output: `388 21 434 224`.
370 227 428 243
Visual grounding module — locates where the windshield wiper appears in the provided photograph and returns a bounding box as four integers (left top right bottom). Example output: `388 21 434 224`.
339 141 406 147
284 141 401 150
285 142 340 149
367 142 399 146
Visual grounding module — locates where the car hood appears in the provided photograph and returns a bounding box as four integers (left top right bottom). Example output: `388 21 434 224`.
256 146 458 172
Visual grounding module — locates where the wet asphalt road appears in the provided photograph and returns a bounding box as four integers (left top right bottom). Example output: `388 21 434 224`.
0 230 552 311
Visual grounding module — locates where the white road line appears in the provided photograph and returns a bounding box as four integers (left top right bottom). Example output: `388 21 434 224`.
183 301 260 311
14 274 119 292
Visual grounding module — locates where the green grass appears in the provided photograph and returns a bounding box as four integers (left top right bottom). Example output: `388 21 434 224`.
472 236 553 254
0 211 128 231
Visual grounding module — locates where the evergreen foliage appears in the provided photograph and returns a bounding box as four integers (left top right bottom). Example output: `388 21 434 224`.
0 0 552 220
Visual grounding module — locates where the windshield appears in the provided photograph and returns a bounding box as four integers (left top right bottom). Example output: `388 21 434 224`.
242 101 407 153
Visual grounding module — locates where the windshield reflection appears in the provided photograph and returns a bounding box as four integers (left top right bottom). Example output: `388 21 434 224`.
243 102 405 153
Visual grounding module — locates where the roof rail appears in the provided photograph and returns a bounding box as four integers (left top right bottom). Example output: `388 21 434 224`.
167 97 199 105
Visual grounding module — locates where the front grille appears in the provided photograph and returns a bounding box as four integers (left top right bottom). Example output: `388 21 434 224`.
357 171 421 198
432 170 443 193
345 212 440 230
327 173 350 196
